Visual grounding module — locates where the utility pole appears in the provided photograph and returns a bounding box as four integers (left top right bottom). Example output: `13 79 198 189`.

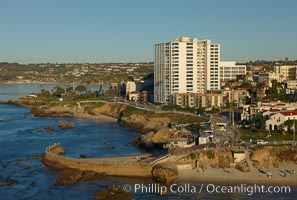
293 118 296 146
232 108 235 127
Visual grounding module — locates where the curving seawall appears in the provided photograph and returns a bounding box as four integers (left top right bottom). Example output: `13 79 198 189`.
43 143 153 177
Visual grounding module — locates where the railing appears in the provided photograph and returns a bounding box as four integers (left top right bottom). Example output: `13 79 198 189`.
78 101 208 118
45 143 152 166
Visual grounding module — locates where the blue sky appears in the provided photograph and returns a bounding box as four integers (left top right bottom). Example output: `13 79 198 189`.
0 0 296 63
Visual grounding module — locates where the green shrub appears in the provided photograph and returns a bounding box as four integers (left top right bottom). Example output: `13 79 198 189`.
95 102 105 108
206 150 215 160
189 153 196 160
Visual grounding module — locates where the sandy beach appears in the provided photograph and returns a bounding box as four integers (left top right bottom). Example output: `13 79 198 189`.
176 163 297 186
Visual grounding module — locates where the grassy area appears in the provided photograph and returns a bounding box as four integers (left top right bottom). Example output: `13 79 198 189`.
270 133 294 141
239 128 294 141
95 102 105 108
123 105 153 116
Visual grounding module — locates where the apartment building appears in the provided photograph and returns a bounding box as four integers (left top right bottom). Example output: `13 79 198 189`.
285 79 297 94
172 91 225 109
274 65 297 82
223 88 248 105
154 37 220 103
220 61 246 81
258 72 281 87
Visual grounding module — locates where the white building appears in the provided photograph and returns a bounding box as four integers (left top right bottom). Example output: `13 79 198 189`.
265 110 297 131
258 72 281 87
274 65 297 82
286 80 297 94
220 61 246 81
154 37 220 103
126 81 136 95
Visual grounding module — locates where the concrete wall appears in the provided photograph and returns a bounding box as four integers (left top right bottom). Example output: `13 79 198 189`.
176 164 192 172
233 152 246 163
44 144 152 177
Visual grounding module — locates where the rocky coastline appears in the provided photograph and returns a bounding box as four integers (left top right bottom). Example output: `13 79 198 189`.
4 97 204 146
3 97 297 195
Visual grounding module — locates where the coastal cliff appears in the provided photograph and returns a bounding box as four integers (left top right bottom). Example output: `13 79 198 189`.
7 98 205 144
91 102 203 132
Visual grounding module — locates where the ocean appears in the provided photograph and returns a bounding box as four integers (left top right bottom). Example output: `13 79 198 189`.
0 84 296 199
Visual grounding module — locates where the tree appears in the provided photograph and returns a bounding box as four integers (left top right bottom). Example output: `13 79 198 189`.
66 85 74 94
254 116 266 130
52 86 65 96
285 120 296 133
75 85 87 93
240 82 253 91
40 89 50 98
228 100 236 126
278 124 285 135
265 80 279 100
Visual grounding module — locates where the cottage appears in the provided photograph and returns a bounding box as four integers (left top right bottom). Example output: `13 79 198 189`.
163 137 195 149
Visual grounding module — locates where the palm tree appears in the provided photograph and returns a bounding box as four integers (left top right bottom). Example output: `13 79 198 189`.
285 120 295 133
229 100 236 127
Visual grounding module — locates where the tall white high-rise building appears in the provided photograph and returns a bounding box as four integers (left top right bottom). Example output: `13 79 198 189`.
154 37 220 103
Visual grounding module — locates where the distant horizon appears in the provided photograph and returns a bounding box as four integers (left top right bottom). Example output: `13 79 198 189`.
2 59 297 65
1 0 297 63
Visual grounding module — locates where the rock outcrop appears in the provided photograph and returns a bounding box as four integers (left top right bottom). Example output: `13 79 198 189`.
250 146 297 169
43 126 56 132
0 179 20 186
58 122 74 129
8 98 46 107
94 103 205 136
81 170 101 183
31 105 74 117
54 168 82 186
152 166 178 183
9 98 205 144
94 186 132 200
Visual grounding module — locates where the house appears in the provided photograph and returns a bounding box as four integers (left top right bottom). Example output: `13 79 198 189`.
265 109 297 131
27 93 37 98
163 137 195 149
129 91 148 102
198 135 209 145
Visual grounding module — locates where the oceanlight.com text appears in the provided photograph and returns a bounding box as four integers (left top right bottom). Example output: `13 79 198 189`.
121 183 291 196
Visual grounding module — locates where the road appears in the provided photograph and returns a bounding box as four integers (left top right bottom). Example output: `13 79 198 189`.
210 113 242 142
79 100 242 141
